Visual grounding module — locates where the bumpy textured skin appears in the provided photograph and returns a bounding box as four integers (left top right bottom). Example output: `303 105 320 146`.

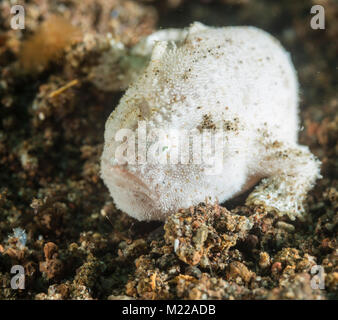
101 22 321 221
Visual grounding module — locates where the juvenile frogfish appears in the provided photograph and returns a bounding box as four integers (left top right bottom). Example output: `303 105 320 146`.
101 22 321 221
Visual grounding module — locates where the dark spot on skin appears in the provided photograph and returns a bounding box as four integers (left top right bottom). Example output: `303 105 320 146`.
223 117 240 132
197 114 216 132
